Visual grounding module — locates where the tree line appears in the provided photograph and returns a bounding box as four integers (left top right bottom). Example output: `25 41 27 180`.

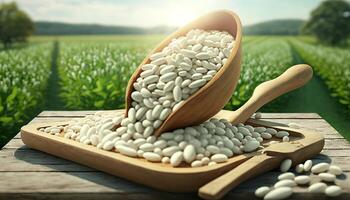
0 0 349 47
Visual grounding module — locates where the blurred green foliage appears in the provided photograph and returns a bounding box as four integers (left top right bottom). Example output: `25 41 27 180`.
303 0 350 45
0 2 34 48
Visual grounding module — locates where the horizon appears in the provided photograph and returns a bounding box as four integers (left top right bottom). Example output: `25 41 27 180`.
34 18 305 28
0 0 330 27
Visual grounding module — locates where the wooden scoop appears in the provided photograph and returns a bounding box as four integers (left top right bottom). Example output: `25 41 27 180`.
124 10 243 136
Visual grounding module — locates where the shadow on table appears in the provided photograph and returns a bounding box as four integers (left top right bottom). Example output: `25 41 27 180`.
312 154 347 180
14 144 346 199
14 148 199 199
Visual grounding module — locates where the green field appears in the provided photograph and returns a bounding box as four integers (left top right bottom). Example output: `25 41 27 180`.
1 35 350 148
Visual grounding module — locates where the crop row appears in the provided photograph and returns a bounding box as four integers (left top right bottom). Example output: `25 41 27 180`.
0 43 52 145
226 38 294 110
58 40 159 109
58 37 294 111
291 39 350 111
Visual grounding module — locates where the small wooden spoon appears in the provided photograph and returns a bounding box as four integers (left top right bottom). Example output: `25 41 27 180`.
125 10 243 136
225 64 313 124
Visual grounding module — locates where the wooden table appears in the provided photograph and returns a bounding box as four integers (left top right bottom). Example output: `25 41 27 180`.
1 111 349 199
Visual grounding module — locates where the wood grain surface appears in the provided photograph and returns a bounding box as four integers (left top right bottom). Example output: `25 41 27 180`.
1 111 349 200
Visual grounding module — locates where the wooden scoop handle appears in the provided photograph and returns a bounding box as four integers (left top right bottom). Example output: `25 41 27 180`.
228 64 313 124
198 154 283 200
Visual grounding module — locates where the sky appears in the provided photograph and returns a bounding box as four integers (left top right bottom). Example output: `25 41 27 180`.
0 0 329 27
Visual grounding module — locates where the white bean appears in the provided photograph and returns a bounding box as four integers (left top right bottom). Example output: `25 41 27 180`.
276 131 289 138
151 105 162 119
242 140 260 152
161 156 170 163
325 185 342 197
303 160 312 172
280 159 292 172
278 172 295 180
184 145 196 163
150 52 165 61
173 85 182 102
294 175 310 185
328 165 342 175
282 136 289 142
308 182 327 193
311 163 330 173
274 179 296 188
162 146 181 157
143 152 161 162
191 160 202 167
170 151 183 167
188 79 206 88
139 143 154 152
210 154 228 163
255 186 271 198
264 187 292 200
116 145 138 157
131 91 143 102
160 72 177 82
196 52 210 60
102 141 114 151
295 164 304 173
318 173 336 182
143 75 159 84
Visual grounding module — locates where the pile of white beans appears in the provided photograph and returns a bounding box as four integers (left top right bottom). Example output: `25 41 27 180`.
255 159 344 199
40 111 290 167
127 28 235 138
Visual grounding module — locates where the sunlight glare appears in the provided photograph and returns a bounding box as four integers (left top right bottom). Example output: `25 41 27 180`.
167 6 198 26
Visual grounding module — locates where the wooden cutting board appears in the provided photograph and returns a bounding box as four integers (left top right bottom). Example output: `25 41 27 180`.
21 109 324 196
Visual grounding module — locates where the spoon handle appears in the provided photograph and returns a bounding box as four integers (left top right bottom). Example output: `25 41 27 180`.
228 64 313 124
198 153 282 200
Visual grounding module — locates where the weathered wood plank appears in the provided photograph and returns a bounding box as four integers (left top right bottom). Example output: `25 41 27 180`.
2 139 27 149
0 192 349 200
38 110 124 117
0 149 95 172
0 149 71 164
38 110 321 119
257 113 321 119
29 117 76 123
321 149 350 157
0 171 348 199
0 171 152 193
1 111 348 200
324 139 350 150
0 193 197 200
1 148 350 172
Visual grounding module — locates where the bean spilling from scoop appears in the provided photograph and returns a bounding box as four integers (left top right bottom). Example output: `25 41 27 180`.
40 111 291 167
